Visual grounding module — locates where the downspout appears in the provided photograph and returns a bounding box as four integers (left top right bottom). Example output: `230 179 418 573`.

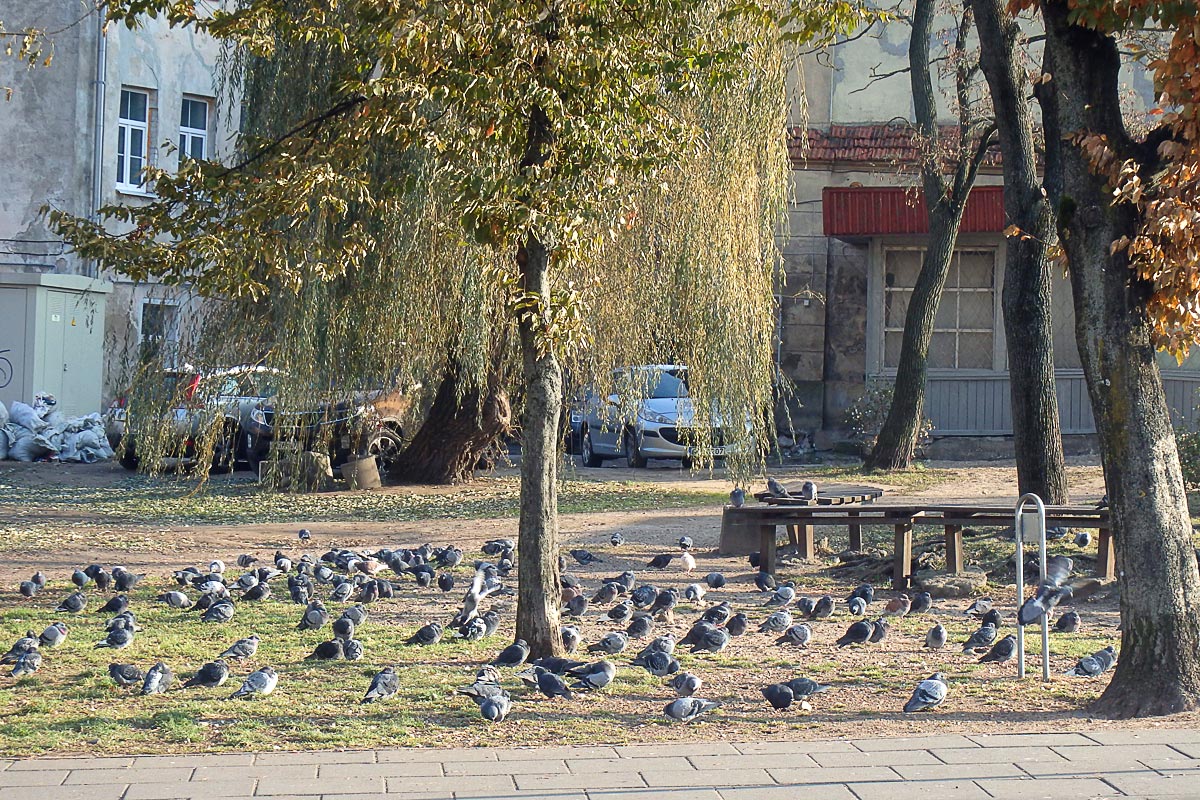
89 11 107 279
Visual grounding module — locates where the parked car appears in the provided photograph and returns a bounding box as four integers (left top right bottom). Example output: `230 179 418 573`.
577 365 734 468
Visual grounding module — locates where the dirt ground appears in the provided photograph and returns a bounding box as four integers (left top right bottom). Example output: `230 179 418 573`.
3 456 1197 753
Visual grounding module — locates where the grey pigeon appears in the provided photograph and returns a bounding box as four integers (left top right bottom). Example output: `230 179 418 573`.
298 528 311 542
183 660 230 688
568 659 616 691
626 615 654 639
39 622 68 648
94 626 134 650
848 583 875 606
690 627 730 654
847 596 866 616
561 625 583 653
362 666 399 703
799 481 817 501
12 650 42 677
729 488 746 507
664 697 718 723
592 582 621 605
669 672 703 697
97 595 129 615
981 608 1003 628
297 600 330 631
924 623 947 651
765 584 795 608
705 572 726 589
610 532 625 547
56 591 87 614
142 662 174 695
961 623 998 653
903 672 948 712
343 604 369 626
332 617 356 640
634 649 680 677
637 635 677 658
759 610 793 633
647 554 673 569
1019 583 1073 627
19 580 38 598
2 632 39 664
109 662 143 687
31 571 47 588
113 568 142 592
480 694 511 722
766 477 790 498
330 581 353 602
964 596 993 617
978 634 1018 664
678 536 694 551
1054 611 1082 633
201 600 235 623
564 595 589 618
909 592 933 615
608 600 634 624
701 602 733 626
1065 645 1117 677
587 632 629 655
762 682 794 710
755 572 776 592
407 622 443 646
343 639 364 661
836 620 872 648
159 590 193 609
72 568 91 589
1074 531 1092 548
787 677 830 700
684 583 706 603
725 613 749 637
776 623 812 647
237 554 258 568
493 639 531 667
305 639 344 660
230 666 278 699
869 618 890 644
680 620 716 647
533 657 588 675
525 666 573 700
219 634 260 661
570 549 603 565
809 595 834 619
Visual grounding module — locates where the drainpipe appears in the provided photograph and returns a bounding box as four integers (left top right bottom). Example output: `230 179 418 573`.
89 11 107 279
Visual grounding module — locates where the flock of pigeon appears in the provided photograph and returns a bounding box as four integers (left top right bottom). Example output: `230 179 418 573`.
4 493 1119 727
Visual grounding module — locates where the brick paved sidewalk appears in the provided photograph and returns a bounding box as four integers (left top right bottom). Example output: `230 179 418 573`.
4 729 1200 800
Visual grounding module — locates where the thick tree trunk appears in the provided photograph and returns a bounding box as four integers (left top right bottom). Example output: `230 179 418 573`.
387 362 511 485
514 232 564 659
971 0 1068 503
1040 0 1200 717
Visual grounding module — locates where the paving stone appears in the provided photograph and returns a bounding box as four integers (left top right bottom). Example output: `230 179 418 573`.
848 780 988 800
503 746 619 761
968 733 1098 748
322 795 452 800
687 754 817 771
134 754 256 768
31 784 128 800
443 759 567 776
65 767 194 785
1018 758 1157 777
384 775 517 794
811 749 939 768
1160 741 1200 759
377 749 497 764
318 762 443 779
1053 744 1186 762
641 769 775 788
733 741 858 756
514 771 644 791
1105 773 1200 796
588 791 721 800
1085 729 1200 746
256 752 376 766
717 785 856 800
891 763 1024 781
0 762 10 773
0 770 68 786
570 757 694 773
931 747 1066 764
975 777 1116 799
8 758 134 771
257 776 382 796
125 779 250 799
768 766 898 785
615 743 740 758
1141 758 1200 775
852 735 980 752
194 765 316 783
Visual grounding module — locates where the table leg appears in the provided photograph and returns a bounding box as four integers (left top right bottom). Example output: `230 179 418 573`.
1096 528 1115 580
759 524 777 575
848 510 862 551
797 523 815 560
893 522 913 591
945 524 963 574
786 525 800 552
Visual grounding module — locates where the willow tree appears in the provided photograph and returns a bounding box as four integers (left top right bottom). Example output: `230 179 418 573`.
52 0 867 657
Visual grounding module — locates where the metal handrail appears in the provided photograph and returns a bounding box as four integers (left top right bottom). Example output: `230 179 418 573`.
1014 493 1051 681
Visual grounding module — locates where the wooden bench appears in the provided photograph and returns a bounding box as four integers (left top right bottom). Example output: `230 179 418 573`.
721 501 1112 589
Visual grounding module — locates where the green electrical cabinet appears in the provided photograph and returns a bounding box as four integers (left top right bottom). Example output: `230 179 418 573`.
0 273 113 417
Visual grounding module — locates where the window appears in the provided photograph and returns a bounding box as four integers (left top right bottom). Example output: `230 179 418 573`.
140 300 179 363
883 248 996 370
117 88 150 190
179 97 209 162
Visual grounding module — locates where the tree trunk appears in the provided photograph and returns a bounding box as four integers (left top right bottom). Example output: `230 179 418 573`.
387 361 511 485
514 231 565 660
971 0 1068 503
1040 0 1200 717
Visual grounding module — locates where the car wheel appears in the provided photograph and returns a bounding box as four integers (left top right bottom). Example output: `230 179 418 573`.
624 429 647 468
580 429 604 467
245 432 270 477
210 422 240 473
367 426 404 473
681 456 695 470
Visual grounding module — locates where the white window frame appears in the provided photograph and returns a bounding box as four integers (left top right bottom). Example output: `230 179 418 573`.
117 88 152 192
179 96 210 163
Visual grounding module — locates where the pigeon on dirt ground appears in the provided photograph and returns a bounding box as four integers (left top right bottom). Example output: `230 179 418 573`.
964 596 993 617
480 693 511 722
787 677 829 700
669 672 702 697
647 554 674 569
588 632 629 655
230 666 278 699
978 634 1018 664
909 592 933 615
836 620 873 648
961 623 998 653
924 623 947 651
903 673 948 712
762 683 794 711
759 610 793 633
610 532 625 547
776 624 812 647
664 697 718 723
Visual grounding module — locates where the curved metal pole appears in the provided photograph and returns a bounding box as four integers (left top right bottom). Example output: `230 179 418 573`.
1014 493 1050 681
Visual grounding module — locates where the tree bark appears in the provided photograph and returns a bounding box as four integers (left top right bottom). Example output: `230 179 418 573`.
865 0 984 471
387 361 511 485
971 0 1068 503
1039 0 1200 717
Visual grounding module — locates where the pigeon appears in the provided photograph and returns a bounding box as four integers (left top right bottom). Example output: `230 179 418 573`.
909 592 933 615
12 650 42 677
903 672 948 712
626 615 654 639
343 604 369 626
787 677 830 700
869 618 890 644
298 528 312 542
588 632 629 655
219 634 261 661
209 559 226 575
765 584 796 608
109 662 143 687
725 613 749 637
755 572 776 593
332 617 356 640
361 666 400 703
142 662 174 695
480 694 512 722
560 659 612 692
981 608 1003 629
435 573 455 593
961 623 999 653
237 554 258 568
1054 611 1082 633
56 591 87 614
799 481 817 501
201 600 235 623
669 672 703 697
684 583 707 604
664 697 718 723
648 587 678 617
94 626 134 649
701 601 733 626
533 657 588 675
91 568 113 592
640 634 677 656
978 634 1018 664
809 595 834 620
680 620 716 647
571 549 603 565
631 585 659 609
71 568 92 589
729 488 746 507
766 477 790 498
836 620 873 648
343 639 364 661
305 639 344 660
481 610 502 638
107 611 138 632
19 580 38 598
762 682 794 710
561 626 583 653
759 610 793 633
647 554 674 569
230 666 278 699
1046 526 1069 540
678 536 694 551
680 552 696 573
39 622 68 648
1074 531 1092 548
690 627 730 654
564 595 589 618
1065 645 1117 677
31 571 47 588
883 595 911 617
704 572 726 589
776 624 812 647
1019 557 1075 626
183 660 230 688
493 639 531 667
609 532 625 547
924 623 947 651
847 597 866 616
97 595 129 616
965 597 993 617
297 600 330 631
592 582 621 605
634 649 679 676
112 567 143 593
407 622 443 646
848 583 875 606
796 596 816 616
1 632 39 664
524 666 572 700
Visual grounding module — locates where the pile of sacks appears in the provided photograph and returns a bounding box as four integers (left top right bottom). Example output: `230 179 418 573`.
0 393 114 463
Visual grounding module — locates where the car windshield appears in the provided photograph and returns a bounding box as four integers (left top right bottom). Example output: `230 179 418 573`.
617 368 688 399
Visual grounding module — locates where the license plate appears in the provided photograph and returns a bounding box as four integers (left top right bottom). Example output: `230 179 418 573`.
711 447 726 456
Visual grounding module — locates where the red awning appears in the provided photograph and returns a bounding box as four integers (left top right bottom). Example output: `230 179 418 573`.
822 185 1005 238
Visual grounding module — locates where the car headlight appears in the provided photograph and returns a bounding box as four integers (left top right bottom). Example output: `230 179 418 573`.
637 409 673 425
250 408 269 426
